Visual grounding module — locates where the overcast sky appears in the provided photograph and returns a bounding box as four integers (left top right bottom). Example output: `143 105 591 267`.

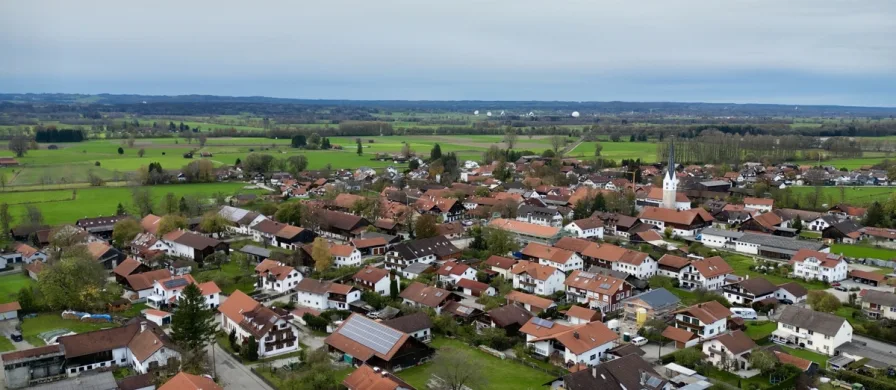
1 0 895 106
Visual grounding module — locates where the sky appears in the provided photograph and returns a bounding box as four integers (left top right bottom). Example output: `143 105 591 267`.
1 0 895 106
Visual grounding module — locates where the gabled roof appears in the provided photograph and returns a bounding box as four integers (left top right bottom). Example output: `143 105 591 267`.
486 304 533 328
382 312 433 334
389 236 460 261
562 354 666 390
529 320 618 355
399 282 453 308
353 266 390 284
113 257 144 278
553 237 600 255
674 301 731 324
662 326 697 343
689 256 733 278
569 217 604 230
162 230 222 250
218 290 288 338
510 260 561 281
125 269 173 291
255 259 296 280
159 372 223 390
456 278 490 293
849 269 886 283
639 206 713 226
733 277 778 296
140 214 162 235
777 282 808 298
744 197 774 207
484 255 516 270
325 314 412 361
488 218 560 238
521 242 577 264
711 330 757 355
564 270 627 295
772 350 813 371
331 243 357 257
586 243 650 266
778 306 847 337
343 364 416 390
505 290 555 311
789 249 844 268
657 254 690 269
435 261 472 277
862 290 896 307
566 305 600 322
295 278 354 295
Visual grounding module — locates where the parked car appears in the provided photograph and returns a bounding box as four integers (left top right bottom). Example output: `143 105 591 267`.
730 307 758 320
835 286 848 292
778 299 794 305
831 282 841 287
9 332 22 342
631 336 648 346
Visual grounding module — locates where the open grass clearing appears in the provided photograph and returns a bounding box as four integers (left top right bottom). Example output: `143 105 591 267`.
779 346 828 366
0 273 34 304
0 336 14 352
570 141 658 162
830 244 896 260
788 186 893 206
396 338 555 390
21 313 117 346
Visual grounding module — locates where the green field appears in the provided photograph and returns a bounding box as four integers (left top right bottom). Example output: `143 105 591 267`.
788 186 893 206
780 346 828 366
721 253 829 290
397 338 555 390
21 313 118 346
830 244 896 260
6 183 264 225
0 274 34 304
570 141 658 162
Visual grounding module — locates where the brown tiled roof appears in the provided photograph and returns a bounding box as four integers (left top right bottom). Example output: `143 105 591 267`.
639 206 712 225
159 372 223 390
140 214 162 235
86 241 113 260
58 322 140 358
24 261 44 275
351 237 388 248
645 187 690 202
510 260 561 281
521 243 576 264
0 302 21 313
331 243 356 257
113 257 143 278
488 218 560 238
253 219 288 235
456 278 490 293
849 269 886 283
752 212 783 229
587 244 650 266
126 269 173 291
128 324 178 362
14 242 39 258
353 266 390 284
566 305 600 321
675 301 731 324
486 304 534 328
505 290 555 311
636 230 664 242
520 317 572 338
777 282 808 298
117 373 156 390
198 281 221 295
662 326 697 343
399 282 453 308
325 314 411 361
0 345 63 363
744 197 774 207
343 364 415 390
564 270 626 295
323 210 367 231
862 227 896 240
435 261 471 276
658 254 690 269
295 278 354 295
163 230 221 249
484 255 516 270
773 350 813 371
712 330 757 355
255 259 296 281
275 224 305 239
529 320 618 355
553 237 600 255
789 249 844 268
735 277 779 296
333 193 366 209
570 217 604 230
690 256 733 278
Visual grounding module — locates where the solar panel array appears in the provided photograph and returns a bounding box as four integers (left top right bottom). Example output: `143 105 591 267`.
163 278 190 289
599 283 612 290
339 316 404 355
531 318 554 329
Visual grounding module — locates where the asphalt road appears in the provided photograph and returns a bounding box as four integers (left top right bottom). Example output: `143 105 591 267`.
854 334 896 355
210 344 274 390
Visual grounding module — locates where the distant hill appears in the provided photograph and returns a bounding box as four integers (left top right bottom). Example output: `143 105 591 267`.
1 92 895 117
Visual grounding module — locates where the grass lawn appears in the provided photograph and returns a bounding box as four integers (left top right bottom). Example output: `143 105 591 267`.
0 336 15 352
0 273 34 304
570 141 658 162
21 313 118 346
780 346 829 366
118 303 150 318
721 253 829 290
197 261 256 295
669 288 698 305
788 186 894 206
830 244 896 261
744 321 777 341
397 338 555 390
704 366 781 389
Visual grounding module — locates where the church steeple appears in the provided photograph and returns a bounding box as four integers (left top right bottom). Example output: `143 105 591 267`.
662 138 679 210
666 138 675 180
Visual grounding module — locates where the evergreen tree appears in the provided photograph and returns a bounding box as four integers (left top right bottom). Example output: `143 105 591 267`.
246 336 259 361
235 158 241 166
573 200 591 220
170 283 217 351
0 203 12 239
430 143 442 161
115 203 127 216
792 216 803 233
593 193 607 212
864 201 886 227
117 146 124 155
17 287 35 314
179 197 189 215
228 328 237 349
390 277 399 300
357 139 363 156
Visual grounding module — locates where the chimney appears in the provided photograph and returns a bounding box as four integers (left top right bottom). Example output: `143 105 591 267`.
140 321 147 332
573 331 579 339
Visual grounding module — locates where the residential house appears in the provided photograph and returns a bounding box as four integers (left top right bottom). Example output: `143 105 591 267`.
828 204 867 220
218 206 266 235
789 249 847 282
112 257 152 285
317 210 371 241
475 304 533 336
483 255 517 279
823 220 865 244
775 282 809 303
516 204 564 227
431 261 473 286
563 217 605 239
400 262 434 280
743 197 774 213
55 320 180 376
332 243 363 267
521 242 584 272
861 290 896 320
808 215 839 232
772 306 852 356
352 266 392 296
86 242 125 269
122 269 173 301
383 312 434 343
153 230 228 263
586 244 657 280
399 282 460 314
863 227 896 249
325 314 433 370
456 278 495 297
510 260 566 295
254 259 303 293
219 291 300 358
723 277 778 306
343 364 417 390
702 330 758 372
679 256 733 291
638 207 713 237
350 237 391 256
622 288 681 321
159 372 223 390
10 243 47 264
552 354 667 390
564 270 632 313
487 218 561 245
295 279 361 311
521 318 618 367
414 196 465 222
146 275 220 310
672 301 731 340
656 254 690 278
566 305 601 325
505 291 556 314
384 236 461 271
592 212 642 238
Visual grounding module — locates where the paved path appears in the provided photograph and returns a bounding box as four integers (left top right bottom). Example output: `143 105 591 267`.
210 344 274 390
854 334 896 355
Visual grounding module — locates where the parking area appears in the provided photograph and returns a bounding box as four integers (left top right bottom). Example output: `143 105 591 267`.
0 319 35 351
639 340 676 361
826 279 893 302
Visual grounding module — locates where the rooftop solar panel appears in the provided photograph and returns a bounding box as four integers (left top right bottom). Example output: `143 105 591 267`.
163 278 190 289
338 316 404 356
532 318 554 328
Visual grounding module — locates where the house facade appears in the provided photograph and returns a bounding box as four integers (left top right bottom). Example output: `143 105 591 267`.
564 270 632 313
789 249 847 282
219 291 300 358
672 301 731 341
772 306 852 356
510 260 566 295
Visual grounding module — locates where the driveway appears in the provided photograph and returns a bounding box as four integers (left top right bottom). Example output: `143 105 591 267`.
210 344 274 390
0 319 34 351
639 341 676 362
825 280 893 302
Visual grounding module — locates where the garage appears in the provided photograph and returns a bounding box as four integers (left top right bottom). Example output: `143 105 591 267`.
0 301 21 320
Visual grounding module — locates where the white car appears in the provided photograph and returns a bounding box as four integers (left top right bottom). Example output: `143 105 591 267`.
631 336 648 346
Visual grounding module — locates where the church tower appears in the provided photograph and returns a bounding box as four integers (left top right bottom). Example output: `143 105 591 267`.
662 139 679 210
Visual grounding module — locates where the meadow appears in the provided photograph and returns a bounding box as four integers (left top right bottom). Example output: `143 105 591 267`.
570 140 658 162
788 186 893 206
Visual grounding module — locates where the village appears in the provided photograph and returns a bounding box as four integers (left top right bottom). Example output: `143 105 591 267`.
1 141 896 390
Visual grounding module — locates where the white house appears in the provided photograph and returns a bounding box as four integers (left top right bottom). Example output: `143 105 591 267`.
153 230 225 261
772 306 852 356
331 243 362 268
672 301 731 341
12 243 48 264
775 282 808 304
522 242 584 273
435 261 477 285
483 255 517 279
219 290 301 358
563 217 605 239
520 318 618 366
254 259 303 293
352 266 392 296
588 244 657 280
679 256 733 291
722 277 778 306
702 331 758 372
57 320 180 377
743 197 774 213
516 205 564 227
294 279 361 311
146 275 221 310
699 228 744 249
564 271 632 313
638 207 713 237
808 215 839 232
789 249 848 282
510 260 565 295
219 206 266 235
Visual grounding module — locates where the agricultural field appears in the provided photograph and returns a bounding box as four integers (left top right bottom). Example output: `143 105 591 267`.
5 183 265 225
830 244 896 261
570 140 658 162
787 186 893 206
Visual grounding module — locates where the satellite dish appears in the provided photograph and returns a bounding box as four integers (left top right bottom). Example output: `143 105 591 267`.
499 110 505 116
474 110 479 115
571 111 580 118
486 111 492 117
528 111 535 117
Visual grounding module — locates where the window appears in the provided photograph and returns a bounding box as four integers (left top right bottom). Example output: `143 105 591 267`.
807 340 813 346
590 354 596 361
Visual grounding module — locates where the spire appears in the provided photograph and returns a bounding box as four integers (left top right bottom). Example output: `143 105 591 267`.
667 138 675 179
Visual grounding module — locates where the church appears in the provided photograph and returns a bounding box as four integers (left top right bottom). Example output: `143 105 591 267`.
638 141 691 211
637 141 713 237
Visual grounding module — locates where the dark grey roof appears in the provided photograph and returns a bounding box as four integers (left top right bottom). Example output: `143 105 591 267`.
627 288 680 309
402 262 433 275
517 204 561 219
382 312 433 333
700 228 745 239
699 180 732 187
240 245 272 258
563 354 666 390
778 306 847 336
737 232 826 252
734 277 778 296
829 220 863 234
863 290 896 307
30 371 117 390
390 236 460 261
